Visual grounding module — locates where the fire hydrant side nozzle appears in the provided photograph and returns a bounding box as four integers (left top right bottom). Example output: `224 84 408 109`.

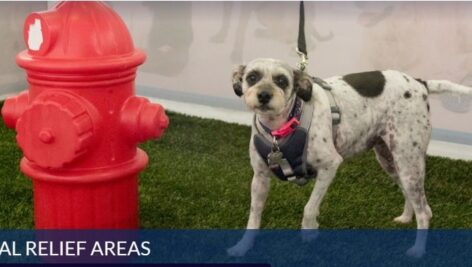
120 96 169 143
1 91 29 129
5 1 169 229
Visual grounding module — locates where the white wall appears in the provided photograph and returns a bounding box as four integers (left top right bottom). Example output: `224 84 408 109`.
2 2 472 146
0 2 46 98
112 1 472 145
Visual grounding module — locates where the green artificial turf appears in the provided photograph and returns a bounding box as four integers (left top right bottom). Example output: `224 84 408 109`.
1 101 472 229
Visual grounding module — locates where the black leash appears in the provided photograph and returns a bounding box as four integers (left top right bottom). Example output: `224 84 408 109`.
295 1 342 126
296 1 308 71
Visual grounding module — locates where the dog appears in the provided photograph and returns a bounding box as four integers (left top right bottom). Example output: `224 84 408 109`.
227 58 472 257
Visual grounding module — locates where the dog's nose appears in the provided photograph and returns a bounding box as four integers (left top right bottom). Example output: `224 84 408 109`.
257 91 272 104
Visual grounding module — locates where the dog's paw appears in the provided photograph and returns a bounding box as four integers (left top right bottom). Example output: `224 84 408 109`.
301 229 319 243
393 215 413 224
406 245 425 258
227 241 252 257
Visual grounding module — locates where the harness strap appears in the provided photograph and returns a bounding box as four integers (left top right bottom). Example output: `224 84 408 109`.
312 76 341 125
299 98 314 130
328 92 341 125
278 159 295 177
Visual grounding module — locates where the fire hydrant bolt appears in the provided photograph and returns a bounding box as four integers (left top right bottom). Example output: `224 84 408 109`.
38 130 54 144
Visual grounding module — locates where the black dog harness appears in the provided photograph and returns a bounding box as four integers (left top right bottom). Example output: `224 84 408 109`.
254 2 341 186
253 78 340 186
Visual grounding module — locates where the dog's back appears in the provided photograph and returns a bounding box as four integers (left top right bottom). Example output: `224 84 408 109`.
322 70 431 158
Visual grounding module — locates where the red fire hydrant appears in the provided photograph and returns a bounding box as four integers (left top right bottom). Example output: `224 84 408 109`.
1 2 168 229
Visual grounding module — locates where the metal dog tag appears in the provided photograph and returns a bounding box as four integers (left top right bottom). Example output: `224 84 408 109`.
268 151 284 167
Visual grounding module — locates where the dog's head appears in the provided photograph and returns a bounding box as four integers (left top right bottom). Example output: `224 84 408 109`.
232 58 313 115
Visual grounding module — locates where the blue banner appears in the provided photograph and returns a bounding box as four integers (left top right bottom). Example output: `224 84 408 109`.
0 230 469 266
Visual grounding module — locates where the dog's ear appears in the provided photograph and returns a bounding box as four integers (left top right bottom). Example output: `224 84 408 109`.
293 70 313 102
232 65 245 97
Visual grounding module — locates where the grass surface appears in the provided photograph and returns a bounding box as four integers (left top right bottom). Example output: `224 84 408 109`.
1 101 472 229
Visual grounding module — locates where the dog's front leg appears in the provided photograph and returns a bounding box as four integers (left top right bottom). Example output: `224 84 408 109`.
301 155 342 241
227 170 271 257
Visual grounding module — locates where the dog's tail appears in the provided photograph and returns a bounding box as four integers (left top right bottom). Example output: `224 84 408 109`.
424 79 472 95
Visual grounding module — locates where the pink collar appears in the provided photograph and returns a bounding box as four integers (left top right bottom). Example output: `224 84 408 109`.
271 117 300 138
258 97 304 139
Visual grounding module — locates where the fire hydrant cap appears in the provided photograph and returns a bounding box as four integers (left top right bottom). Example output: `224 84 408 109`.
17 1 145 73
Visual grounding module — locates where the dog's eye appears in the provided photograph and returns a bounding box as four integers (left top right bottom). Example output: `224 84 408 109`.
246 71 261 86
274 75 289 89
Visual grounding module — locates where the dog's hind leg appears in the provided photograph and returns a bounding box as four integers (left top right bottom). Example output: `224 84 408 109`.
374 139 414 224
385 131 432 229
394 197 415 224
395 156 431 229
396 154 432 258
386 134 432 257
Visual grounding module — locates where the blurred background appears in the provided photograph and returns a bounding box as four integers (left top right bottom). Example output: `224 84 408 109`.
1 1 471 149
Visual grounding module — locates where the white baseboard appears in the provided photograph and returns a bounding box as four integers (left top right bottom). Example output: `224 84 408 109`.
148 97 253 126
149 97 472 161
426 140 472 161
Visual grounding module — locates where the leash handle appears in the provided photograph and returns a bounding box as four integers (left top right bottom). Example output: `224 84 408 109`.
297 1 308 71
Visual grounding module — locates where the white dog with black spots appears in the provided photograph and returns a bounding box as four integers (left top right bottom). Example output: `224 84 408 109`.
228 58 472 258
